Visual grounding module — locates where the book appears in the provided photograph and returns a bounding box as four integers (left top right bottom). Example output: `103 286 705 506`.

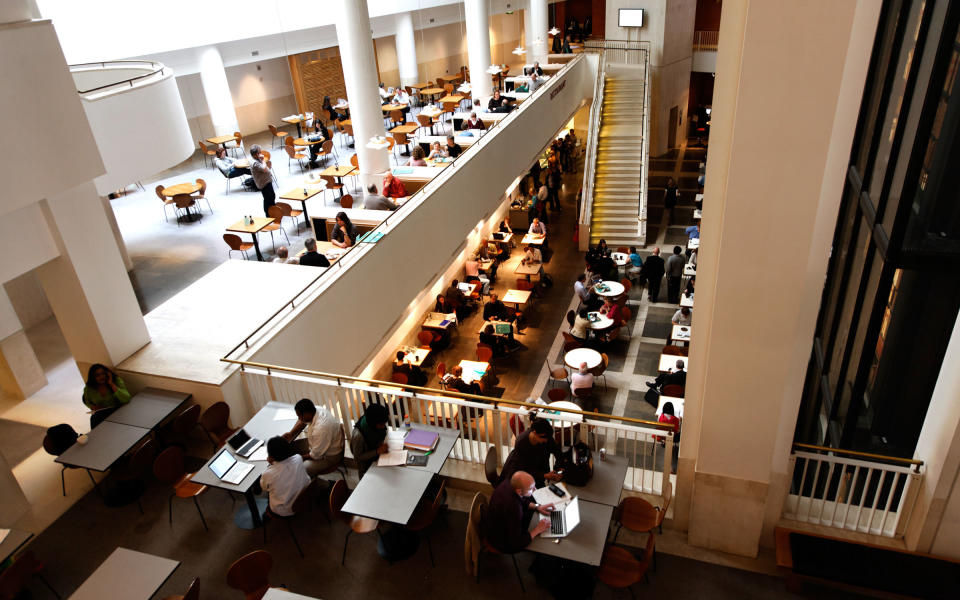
404 429 440 452
378 450 408 467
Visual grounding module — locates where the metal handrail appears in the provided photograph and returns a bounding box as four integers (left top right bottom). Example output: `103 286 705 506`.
793 443 924 467
578 50 606 238
227 359 673 430
70 60 167 94
221 55 585 361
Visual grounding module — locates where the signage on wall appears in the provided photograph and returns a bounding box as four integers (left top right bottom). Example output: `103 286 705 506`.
618 9 644 27
550 79 567 100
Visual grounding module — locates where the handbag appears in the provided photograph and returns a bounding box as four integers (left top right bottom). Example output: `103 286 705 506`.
557 442 593 486
644 387 660 409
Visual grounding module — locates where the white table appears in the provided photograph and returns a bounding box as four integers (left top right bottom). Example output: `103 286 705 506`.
610 252 629 267
423 312 457 330
687 238 700 250
515 262 543 276
477 320 515 337
683 263 697 277
521 233 546 245
658 354 687 373
457 360 489 384
342 465 434 525
397 345 430 367
671 324 691 342
657 395 685 419
502 289 532 309
545 401 584 427
564 348 602 370
680 293 695 308
695 193 704 205
594 281 625 297
263 589 322 600
693 208 702 220
587 312 614 330
69 548 179 600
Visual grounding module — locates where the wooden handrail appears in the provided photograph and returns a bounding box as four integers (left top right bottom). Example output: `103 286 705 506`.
793 443 923 467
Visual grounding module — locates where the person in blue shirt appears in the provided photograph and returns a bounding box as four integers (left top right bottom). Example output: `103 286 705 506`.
685 224 700 239
628 246 643 281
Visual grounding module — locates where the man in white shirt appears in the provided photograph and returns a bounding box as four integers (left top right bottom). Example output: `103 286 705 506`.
672 307 692 326
522 244 542 265
260 437 311 517
272 246 299 264
570 362 594 396
283 398 345 478
528 217 547 236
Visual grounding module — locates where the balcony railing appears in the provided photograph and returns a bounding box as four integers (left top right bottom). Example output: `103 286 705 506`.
782 443 923 538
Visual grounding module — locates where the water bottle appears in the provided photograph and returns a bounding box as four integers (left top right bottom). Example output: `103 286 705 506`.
404 414 411 431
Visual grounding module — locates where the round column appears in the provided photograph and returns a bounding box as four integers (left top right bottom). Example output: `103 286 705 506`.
335 0 390 189
198 47 240 137
465 0 493 102
528 0 549 66
395 12 419 88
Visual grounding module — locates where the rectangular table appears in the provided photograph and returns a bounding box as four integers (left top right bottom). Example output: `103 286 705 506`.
105 388 190 430
414 134 478 155
491 232 513 245
502 289 532 309
515 262 543 277
226 217 275 261
191 401 300 528
389 124 419 135
401 423 460 474
69 548 179 600
452 111 509 130
526 500 614 566
521 233 546 245
423 312 456 330
56 421 149 472
658 354 688 373
279 186 325 227
687 237 700 250
0 528 33 564
680 293 694 308
341 465 434 524
457 360 489 385
263 590 322 600
658 395 685 418
563 455 629 507
309 207 389 243
693 208 702 220
671 325 691 343
206 134 237 149
683 263 697 277
397 345 430 367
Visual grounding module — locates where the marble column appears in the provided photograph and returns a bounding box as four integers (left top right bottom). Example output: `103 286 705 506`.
335 0 390 189
395 12 419 88
464 0 493 102
198 46 240 137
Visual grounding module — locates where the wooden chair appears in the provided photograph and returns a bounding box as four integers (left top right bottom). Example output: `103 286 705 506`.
621 277 633 294
223 234 254 260
197 139 215 167
264 206 291 251
443 83 455 94
155 185 177 222
263 479 320 557
231 131 244 157
194 178 212 214
392 132 410 158
389 109 404 127
268 124 288 148
329 480 380 566
662 345 689 357
317 139 335 166
436 362 447 390
226 550 272 600
593 353 610 390
405 480 447 567
547 387 569 402
200 401 237 449
550 366 570 387
276 202 303 234
161 404 201 449
171 194 197 226
441 101 458 129
476 343 493 363
573 386 593 404
321 175 344 202
261 149 279 185
110 438 156 514
339 194 353 209
613 496 659 542
621 306 633 338
484 446 499 487
0 551 59 600
392 372 409 384
596 535 656 594
284 144 307 173
562 331 582 352
435 77 445 88
161 577 199 600
43 424 98 496
470 493 527 592
343 123 355 147
153 446 209 531
617 246 630 254
417 113 436 136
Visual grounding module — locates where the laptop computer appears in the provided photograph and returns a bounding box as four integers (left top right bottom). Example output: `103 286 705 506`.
226 429 263 458
208 449 255 485
540 496 581 538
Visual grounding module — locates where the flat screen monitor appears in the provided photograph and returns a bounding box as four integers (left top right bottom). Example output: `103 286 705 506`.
619 8 644 27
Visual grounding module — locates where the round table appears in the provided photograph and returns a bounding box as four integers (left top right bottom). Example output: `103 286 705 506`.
611 252 629 267
564 347 602 370
595 281 625 297
587 312 614 330
547 400 583 445
546 401 584 425
160 182 201 197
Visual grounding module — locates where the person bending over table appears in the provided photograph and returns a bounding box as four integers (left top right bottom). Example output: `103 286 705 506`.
330 212 357 248
483 292 512 322
428 141 447 160
260 436 311 517
249 144 275 216
570 362 594 396
522 244 542 265
82 364 131 411
299 238 331 267
444 135 463 158
460 112 486 132
349 403 389 479
480 324 512 358
214 148 252 187
363 184 397 211
672 307 692 326
394 351 428 386
499 418 563 487
528 217 547 236
485 471 554 553
382 172 406 200
445 365 481 395
282 399 344 479
408 145 428 166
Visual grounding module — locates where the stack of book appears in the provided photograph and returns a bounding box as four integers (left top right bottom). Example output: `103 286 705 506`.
404 429 440 452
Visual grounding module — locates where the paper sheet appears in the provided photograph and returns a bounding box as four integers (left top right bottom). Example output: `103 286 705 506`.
533 483 570 508
272 408 298 421
249 446 269 462
378 450 408 467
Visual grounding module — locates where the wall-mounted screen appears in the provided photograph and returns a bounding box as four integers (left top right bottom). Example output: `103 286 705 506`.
619 9 644 27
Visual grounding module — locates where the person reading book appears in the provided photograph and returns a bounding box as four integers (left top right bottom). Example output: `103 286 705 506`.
349 403 390 479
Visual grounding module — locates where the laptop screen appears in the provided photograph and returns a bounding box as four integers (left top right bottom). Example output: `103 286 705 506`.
227 429 250 451
565 497 581 532
209 449 237 478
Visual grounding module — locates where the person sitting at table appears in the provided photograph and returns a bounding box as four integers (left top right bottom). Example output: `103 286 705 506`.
460 112 486 132
672 307 692 326
485 471 554 554
570 308 592 344
260 436 311 517
528 217 547 237
483 292 512 322
587 239 611 266
363 184 397 211
647 359 687 391
521 244 542 265
445 365 481 395
500 418 563 487
214 148 252 185
499 216 513 234
688 246 698 268
574 274 592 309
480 323 511 358
627 246 643 281
249 144 275 217
446 279 472 321
487 89 507 111
464 254 481 284
82 364 131 411
597 297 623 339
428 141 447 160
528 72 543 93
685 275 696 297
685 223 701 240
330 212 357 249
561 36 572 54
530 62 544 76
322 96 344 122
408 145 428 166
299 238 331 267
570 362 594 397
282 399 344 479
394 351 428 386
349 402 390 479
382 172 406 200
514 80 530 93
393 87 410 105
273 246 299 265
378 82 392 101
434 293 454 315
657 401 682 444
444 135 463 158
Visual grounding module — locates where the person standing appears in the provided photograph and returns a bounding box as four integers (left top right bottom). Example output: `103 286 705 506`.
641 247 666 302
546 165 562 212
664 177 678 224
666 245 686 304
249 144 275 217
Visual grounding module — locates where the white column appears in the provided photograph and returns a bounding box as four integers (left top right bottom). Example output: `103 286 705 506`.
335 0 390 189
0 288 45 399
198 46 239 137
395 12 419 88
527 0 549 66
465 0 493 102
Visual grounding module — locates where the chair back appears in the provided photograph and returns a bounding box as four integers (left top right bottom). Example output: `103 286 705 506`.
223 234 244 251
484 446 499 487
444 83 454 94
277 202 293 217
516 279 534 291
622 306 632 322
201 401 231 433
662 345 688 356
350 153 359 168
267 205 284 223
172 193 195 209
617 246 629 254
171 404 200 435
285 135 295 147
620 278 632 293
561 332 581 351
340 195 353 209
574 386 593 401
408 480 446 531
387 138 395 151
0 551 42 598
329 479 351 523
262 149 271 160
234 131 243 144
417 114 432 127
321 139 334 154
155 185 167 201
268 124 280 136
119 438 156 480
197 140 209 152
476 344 493 363
90 407 115 429
547 387 568 402
284 145 297 159
417 330 434 347
226 550 272 597
436 362 446 380
196 178 207 195
152 446 187 485
290 478 320 515
435 77 445 87
394 132 408 145
391 372 408 385
43 423 79 456
390 109 403 123
662 384 685 398
441 100 458 113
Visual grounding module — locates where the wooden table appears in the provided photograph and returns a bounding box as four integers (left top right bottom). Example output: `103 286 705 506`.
319 164 357 189
105 388 190 429
70 548 179 600
502 289 531 309
564 347 602 370
410 82 431 90
381 103 409 113
293 137 324 149
389 124 419 135
279 186 324 225
491 232 513 245
206 134 237 150
281 115 306 136
658 354 688 373
419 106 443 119
457 360 489 385
438 94 465 104
397 345 430 367
420 87 444 101
160 182 200 197
226 217 275 261
521 233 547 245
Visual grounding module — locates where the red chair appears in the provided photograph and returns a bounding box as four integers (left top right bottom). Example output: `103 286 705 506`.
547 387 569 402
436 362 447 390
596 535 656 593
226 550 273 600
418 330 440 348
392 372 409 385
476 344 494 362
662 384 685 397
0 551 59 599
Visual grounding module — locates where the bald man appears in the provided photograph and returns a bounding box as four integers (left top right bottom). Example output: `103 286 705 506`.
485 471 554 553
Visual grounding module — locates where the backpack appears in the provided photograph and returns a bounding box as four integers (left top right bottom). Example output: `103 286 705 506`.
557 442 593 486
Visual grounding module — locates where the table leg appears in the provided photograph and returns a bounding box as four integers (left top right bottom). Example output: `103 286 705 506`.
300 201 310 226
295 123 302 137
377 525 420 562
250 233 264 261
234 491 267 529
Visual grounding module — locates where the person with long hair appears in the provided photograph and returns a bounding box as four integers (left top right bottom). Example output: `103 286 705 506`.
82 364 131 411
330 211 357 248
349 403 390 478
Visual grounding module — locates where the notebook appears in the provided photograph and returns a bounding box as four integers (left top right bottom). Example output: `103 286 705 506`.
393 167 415 174
494 322 512 335
404 429 440 452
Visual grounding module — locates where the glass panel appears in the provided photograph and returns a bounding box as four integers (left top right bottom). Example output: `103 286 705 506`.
826 222 872 400
820 185 862 349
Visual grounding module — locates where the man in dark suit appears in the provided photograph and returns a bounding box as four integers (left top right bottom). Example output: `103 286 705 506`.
648 358 687 390
485 471 553 553
299 238 331 267
483 292 511 321
640 246 665 302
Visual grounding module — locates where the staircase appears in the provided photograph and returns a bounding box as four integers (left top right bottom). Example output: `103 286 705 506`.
590 74 645 247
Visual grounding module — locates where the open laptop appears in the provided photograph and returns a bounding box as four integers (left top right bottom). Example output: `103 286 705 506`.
540 496 581 538
208 448 254 485
226 429 263 458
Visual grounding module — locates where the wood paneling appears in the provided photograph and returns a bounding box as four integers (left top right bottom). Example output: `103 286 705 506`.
289 47 347 117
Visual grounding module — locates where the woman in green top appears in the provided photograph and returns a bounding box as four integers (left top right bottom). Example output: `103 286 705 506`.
82 363 131 410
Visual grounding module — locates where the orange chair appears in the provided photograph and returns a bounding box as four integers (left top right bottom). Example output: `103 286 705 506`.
262 479 320 557
419 330 440 348
153 446 209 531
226 550 273 600
284 144 307 173
340 194 354 209
322 175 344 201
436 362 447 390
268 124 288 148
596 535 656 593
476 344 493 363
662 384 685 398
547 387 569 402
264 205 291 251
406 480 446 567
223 234 254 260
161 577 199 600
0 551 59 599
330 480 380 565
197 139 216 167
392 372 409 384
156 185 177 222
276 202 304 234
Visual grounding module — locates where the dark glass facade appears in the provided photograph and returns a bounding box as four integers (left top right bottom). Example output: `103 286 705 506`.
796 1 960 458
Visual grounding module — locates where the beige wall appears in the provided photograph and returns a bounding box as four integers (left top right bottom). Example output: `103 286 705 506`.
3 272 53 330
